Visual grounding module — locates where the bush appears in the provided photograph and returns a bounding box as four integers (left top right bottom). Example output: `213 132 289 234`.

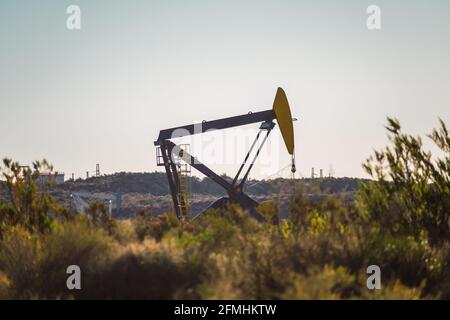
359 118 450 244
0 117 448 299
0 158 65 237
82 240 206 299
134 209 179 241
0 218 114 299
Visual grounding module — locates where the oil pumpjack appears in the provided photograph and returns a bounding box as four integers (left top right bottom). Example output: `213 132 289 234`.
154 87 296 222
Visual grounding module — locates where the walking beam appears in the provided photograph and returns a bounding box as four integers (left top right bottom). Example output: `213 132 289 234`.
155 109 275 144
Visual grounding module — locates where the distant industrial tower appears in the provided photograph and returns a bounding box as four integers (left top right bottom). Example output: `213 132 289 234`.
311 167 324 179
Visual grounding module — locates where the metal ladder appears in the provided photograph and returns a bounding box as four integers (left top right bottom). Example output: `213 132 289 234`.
175 144 191 219
157 144 191 219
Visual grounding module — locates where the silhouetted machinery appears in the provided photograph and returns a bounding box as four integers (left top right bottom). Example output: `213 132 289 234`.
154 88 296 222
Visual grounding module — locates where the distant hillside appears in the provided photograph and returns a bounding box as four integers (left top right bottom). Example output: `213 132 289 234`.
0 172 369 218
54 172 367 196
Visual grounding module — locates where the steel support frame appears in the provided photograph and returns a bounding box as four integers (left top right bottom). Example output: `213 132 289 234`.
233 122 274 191
161 139 269 222
159 143 188 219
156 108 277 221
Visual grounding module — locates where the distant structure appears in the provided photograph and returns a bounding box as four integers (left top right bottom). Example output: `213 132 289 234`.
328 164 335 178
37 173 64 185
82 164 101 179
311 167 325 179
71 190 121 217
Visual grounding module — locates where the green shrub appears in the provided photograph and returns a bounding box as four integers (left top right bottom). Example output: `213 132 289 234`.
0 158 64 237
0 218 114 299
0 272 10 299
0 226 41 298
358 118 450 244
83 245 206 299
0 117 448 299
282 265 356 299
134 210 179 241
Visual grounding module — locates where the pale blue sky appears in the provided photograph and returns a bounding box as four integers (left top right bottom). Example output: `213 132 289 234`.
0 0 449 179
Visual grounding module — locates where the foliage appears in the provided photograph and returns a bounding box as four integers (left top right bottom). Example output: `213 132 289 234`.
359 118 450 243
0 118 449 299
134 208 179 241
0 158 67 238
0 218 113 299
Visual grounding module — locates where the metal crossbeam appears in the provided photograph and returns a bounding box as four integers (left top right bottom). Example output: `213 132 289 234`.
155 109 275 145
